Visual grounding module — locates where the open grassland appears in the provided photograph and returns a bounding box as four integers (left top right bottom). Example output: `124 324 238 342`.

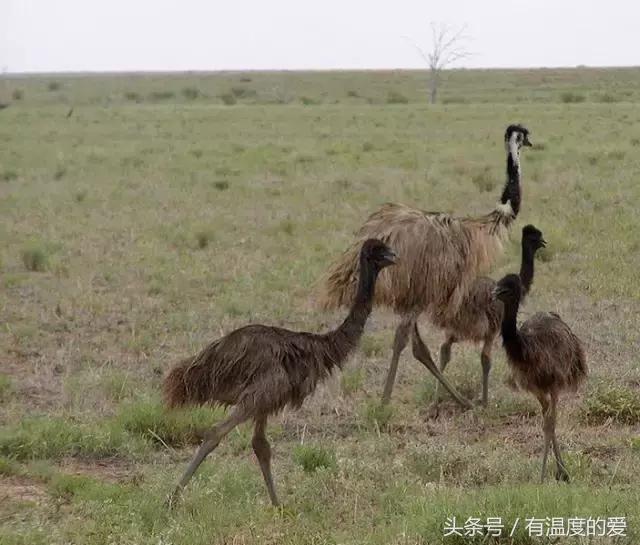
1 68 640 544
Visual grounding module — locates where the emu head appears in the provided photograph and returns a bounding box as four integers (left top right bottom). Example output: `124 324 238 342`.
493 274 523 303
505 124 532 150
522 224 546 251
360 239 397 271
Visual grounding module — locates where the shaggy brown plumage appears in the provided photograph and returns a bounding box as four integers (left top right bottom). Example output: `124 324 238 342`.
164 239 396 507
494 273 587 482
318 124 532 406
429 224 546 405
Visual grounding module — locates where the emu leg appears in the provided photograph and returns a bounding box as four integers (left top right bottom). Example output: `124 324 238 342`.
434 335 455 400
480 339 493 407
537 392 551 483
411 323 473 409
252 416 279 506
381 314 414 405
167 407 248 507
549 393 570 482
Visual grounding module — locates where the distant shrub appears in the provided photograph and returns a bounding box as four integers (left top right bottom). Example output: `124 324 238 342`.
362 141 374 152
124 91 141 102
181 86 200 100
293 445 336 473
148 90 175 100
582 384 640 425
471 166 495 193
631 138 640 147
598 93 619 103
22 243 49 272
230 86 256 99
239 76 252 83
560 91 585 103
74 189 88 202
347 90 360 98
294 153 315 164
213 180 229 191
195 229 213 249
279 219 295 236
386 90 409 104
48 81 61 92
1 169 18 182
300 96 320 106
53 165 66 180
11 89 24 101
219 93 237 105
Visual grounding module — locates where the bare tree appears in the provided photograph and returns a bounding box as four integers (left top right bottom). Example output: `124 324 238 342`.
406 23 472 104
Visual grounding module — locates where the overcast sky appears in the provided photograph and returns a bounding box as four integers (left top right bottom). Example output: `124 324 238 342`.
2 0 638 73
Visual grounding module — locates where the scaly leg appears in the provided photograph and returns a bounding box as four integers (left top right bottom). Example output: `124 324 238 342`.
252 416 279 506
480 339 493 407
434 334 455 400
381 314 414 405
536 392 551 483
549 392 570 482
411 323 472 409
166 406 249 507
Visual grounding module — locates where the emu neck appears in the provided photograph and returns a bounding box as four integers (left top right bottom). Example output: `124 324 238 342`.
327 258 377 367
519 243 536 296
340 258 376 337
500 298 524 363
500 140 521 216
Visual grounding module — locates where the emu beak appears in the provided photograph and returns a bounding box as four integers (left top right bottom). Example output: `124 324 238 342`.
523 137 533 147
540 237 547 248
492 286 507 298
384 250 398 265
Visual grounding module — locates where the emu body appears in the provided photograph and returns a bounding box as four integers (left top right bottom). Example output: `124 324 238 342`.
428 224 546 405
319 125 532 407
494 274 587 482
164 239 396 506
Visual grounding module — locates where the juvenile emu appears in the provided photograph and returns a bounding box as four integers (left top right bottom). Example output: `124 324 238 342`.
493 274 587 482
164 239 396 506
426 224 546 406
319 125 532 407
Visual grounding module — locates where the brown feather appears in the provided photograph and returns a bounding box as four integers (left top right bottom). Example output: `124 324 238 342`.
318 202 513 319
163 239 394 416
511 312 588 394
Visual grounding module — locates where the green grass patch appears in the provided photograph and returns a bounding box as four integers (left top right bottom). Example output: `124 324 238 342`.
116 400 224 446
0 417 147 461
0 373 14 402
21 242 49 272
361 400 393 431
293 444 336 473
582 383 640 425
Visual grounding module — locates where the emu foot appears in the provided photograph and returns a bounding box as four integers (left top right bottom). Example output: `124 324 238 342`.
555 467 571 483
165 488 183 509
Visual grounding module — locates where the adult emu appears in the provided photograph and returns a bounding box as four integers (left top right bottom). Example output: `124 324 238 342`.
494 274 587 482
428 224 546 406
164 239 396 507
319 124 532 407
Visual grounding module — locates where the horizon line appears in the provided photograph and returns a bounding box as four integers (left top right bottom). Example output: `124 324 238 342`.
3 64 640 77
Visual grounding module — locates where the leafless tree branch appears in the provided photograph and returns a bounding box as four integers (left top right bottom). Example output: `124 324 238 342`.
405 22 472 104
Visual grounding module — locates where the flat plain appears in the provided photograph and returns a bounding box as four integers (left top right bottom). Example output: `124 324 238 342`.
1 68 639 544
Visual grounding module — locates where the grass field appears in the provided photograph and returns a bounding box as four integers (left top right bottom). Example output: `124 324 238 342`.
1 68 639 544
